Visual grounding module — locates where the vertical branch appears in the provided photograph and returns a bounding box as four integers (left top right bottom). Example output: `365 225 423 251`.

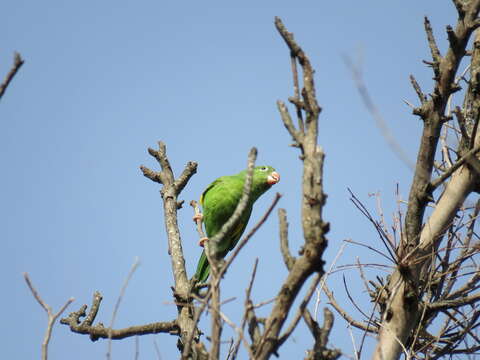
209 273 222 360
230 259 259 359
254 17 330 360
279 208 295 270
140 141 199 355
289 48 305 134
141 142 197 295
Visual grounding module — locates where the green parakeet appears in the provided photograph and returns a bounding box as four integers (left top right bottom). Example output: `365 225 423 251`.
194 165 280 283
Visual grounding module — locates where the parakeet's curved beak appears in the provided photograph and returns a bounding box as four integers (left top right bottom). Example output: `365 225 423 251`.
267 171 280 185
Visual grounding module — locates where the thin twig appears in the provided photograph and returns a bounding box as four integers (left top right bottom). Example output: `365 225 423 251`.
24 273 74 360
323 284 375 333
107 257 141 360
430 144 480 190
218 192 282 281
134 336 139 360
347 189 398 263
314 242 347 320
345 56 415 170
153 338 162 360
219 311 255 359
0 52 24 100
231 259 259 359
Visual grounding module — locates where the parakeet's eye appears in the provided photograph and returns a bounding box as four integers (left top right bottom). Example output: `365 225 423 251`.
260 166 268 171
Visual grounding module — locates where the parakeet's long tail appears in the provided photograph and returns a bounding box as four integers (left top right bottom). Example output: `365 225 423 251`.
194 250 210 283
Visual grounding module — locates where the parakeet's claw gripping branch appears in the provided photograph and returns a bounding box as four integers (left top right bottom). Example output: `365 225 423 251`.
190 200 208 248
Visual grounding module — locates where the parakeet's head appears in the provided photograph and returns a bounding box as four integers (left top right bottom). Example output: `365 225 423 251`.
249 165 280 199
254 165 280 185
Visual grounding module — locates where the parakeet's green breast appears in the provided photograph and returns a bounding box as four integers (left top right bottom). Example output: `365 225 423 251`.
194 166 280 282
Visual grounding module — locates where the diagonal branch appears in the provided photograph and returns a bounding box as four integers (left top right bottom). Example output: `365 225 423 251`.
0 52 24 100
424 17 442 71
140 141 197 295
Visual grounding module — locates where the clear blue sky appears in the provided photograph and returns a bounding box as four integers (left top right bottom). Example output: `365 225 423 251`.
2 1 456 359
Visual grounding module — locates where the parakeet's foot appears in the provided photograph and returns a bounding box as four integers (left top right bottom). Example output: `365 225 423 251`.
198 237 208 247
193 213 203 222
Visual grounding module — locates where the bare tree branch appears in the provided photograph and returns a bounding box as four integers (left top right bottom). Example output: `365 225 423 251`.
230 259 259 359
278 208 295 271
424 16 442 75
0 52 24 100
304 308 341 360
374 5 480 358
218 192 282 281
323 284 375 333
430 144 480 190
410 74 427 105
278 274 321 346
140 141 201 356
61 291 179 340
107 257 141 360
24 273 74 360
345 56 415 170
253 17 330 360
